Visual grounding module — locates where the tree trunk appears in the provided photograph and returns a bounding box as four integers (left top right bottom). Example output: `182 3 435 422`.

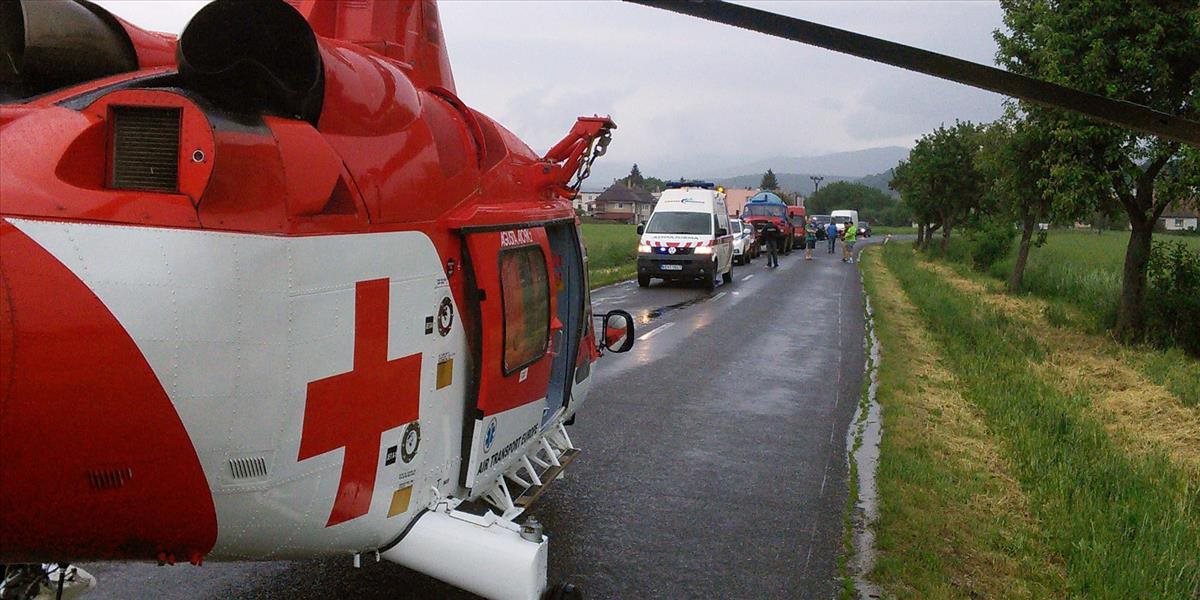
1008 211 1036 292
940 218 953 254
1114 219 1154 342
916 223 926 248
922 223 940 251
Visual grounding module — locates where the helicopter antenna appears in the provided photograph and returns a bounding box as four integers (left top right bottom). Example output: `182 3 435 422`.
623 0 1200 146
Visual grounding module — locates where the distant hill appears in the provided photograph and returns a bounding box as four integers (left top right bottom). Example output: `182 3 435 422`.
857 169 899 197
715 168 897 198
716 173 858 194
713 146 909 179
583 146 907 194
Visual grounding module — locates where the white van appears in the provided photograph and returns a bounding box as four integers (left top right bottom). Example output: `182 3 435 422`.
830 209 859 234
635 184 733 290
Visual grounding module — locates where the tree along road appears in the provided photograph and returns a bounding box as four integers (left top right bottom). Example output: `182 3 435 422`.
83 238 877 599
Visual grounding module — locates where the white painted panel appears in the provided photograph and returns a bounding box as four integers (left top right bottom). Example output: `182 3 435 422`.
10 219 469 557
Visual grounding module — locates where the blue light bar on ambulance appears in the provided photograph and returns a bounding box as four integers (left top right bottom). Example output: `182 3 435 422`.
664 180 715 189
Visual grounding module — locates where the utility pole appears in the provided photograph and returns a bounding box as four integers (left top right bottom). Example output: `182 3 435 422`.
810 175 824 195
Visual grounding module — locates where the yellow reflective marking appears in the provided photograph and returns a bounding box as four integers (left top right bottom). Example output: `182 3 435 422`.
388 486 413 518
436 358 453 389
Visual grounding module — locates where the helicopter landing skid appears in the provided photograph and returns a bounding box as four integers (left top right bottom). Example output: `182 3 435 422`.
381 507 548 600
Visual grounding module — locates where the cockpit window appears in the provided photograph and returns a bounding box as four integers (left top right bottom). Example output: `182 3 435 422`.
499 246 549 374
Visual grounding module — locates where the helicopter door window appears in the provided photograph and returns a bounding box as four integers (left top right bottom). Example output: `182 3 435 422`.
499 245 550 375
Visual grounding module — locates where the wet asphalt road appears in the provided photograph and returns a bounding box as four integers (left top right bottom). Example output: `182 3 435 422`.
83 239 876 600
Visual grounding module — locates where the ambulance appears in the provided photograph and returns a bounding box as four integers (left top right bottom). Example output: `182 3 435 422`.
635 182 734 290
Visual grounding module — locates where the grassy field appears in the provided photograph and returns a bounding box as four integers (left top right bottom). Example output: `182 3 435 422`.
985 230 1200 329
580 223 638 289
870 225 918 236
943 229 1200 405
858 244 1200 598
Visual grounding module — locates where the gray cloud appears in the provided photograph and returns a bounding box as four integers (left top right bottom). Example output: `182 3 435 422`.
843 70 1006 141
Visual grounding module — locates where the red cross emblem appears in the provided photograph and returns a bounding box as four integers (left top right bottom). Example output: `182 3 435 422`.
298 278 422 527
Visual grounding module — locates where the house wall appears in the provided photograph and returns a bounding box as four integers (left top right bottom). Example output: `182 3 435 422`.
573 191 600 215
634 203 654 223
593 200 634 223
1162 217 1198 231
724 188 759 217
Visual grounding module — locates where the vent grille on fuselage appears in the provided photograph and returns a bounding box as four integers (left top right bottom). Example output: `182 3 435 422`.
229 456 268 480
110 105 181 193
87 467 133 490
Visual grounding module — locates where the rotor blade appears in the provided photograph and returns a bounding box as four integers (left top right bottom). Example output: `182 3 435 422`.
623 0 1200 146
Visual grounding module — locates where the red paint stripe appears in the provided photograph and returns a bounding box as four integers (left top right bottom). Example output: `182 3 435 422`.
0 222 217 562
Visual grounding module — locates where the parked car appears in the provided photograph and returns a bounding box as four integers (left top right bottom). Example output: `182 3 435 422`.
811 215 831 240
858 220 872 238
729 218 756 265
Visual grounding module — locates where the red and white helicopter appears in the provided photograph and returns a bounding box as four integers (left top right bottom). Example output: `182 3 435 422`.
0 1 633 598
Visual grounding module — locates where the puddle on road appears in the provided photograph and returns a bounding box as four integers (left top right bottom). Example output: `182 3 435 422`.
847 294 884 599
635 293 715 325
629 279 738 325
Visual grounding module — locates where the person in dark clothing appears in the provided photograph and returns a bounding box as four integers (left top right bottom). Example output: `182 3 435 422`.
826 222 838 254
764 225 779 268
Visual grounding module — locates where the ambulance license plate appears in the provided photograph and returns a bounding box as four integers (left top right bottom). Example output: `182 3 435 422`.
660 264 682 271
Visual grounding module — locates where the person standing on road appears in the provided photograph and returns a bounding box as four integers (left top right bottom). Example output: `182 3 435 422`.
842 221 858 263
764 223 780 268
826 221 838 254
804 223 816 260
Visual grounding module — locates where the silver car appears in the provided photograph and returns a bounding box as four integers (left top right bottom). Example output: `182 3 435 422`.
730 218 755 265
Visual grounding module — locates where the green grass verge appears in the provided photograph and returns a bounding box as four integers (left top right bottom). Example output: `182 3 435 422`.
934 252 1200 409
861 248 1066 598
870 225 918 236
1134 348 1200 408
881 244 1200 598
580 223 637 289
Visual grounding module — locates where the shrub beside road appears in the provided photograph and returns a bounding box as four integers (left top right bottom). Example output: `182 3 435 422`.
858 243 1200 597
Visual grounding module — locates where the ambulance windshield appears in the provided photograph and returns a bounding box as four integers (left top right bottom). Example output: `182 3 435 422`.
645 212 712 235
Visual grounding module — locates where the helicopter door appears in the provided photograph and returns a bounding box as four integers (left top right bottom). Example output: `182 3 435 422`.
462 226 561 489
542 223 586 424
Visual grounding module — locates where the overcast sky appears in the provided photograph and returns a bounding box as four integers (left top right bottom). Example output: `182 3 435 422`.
94 0 1008 179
